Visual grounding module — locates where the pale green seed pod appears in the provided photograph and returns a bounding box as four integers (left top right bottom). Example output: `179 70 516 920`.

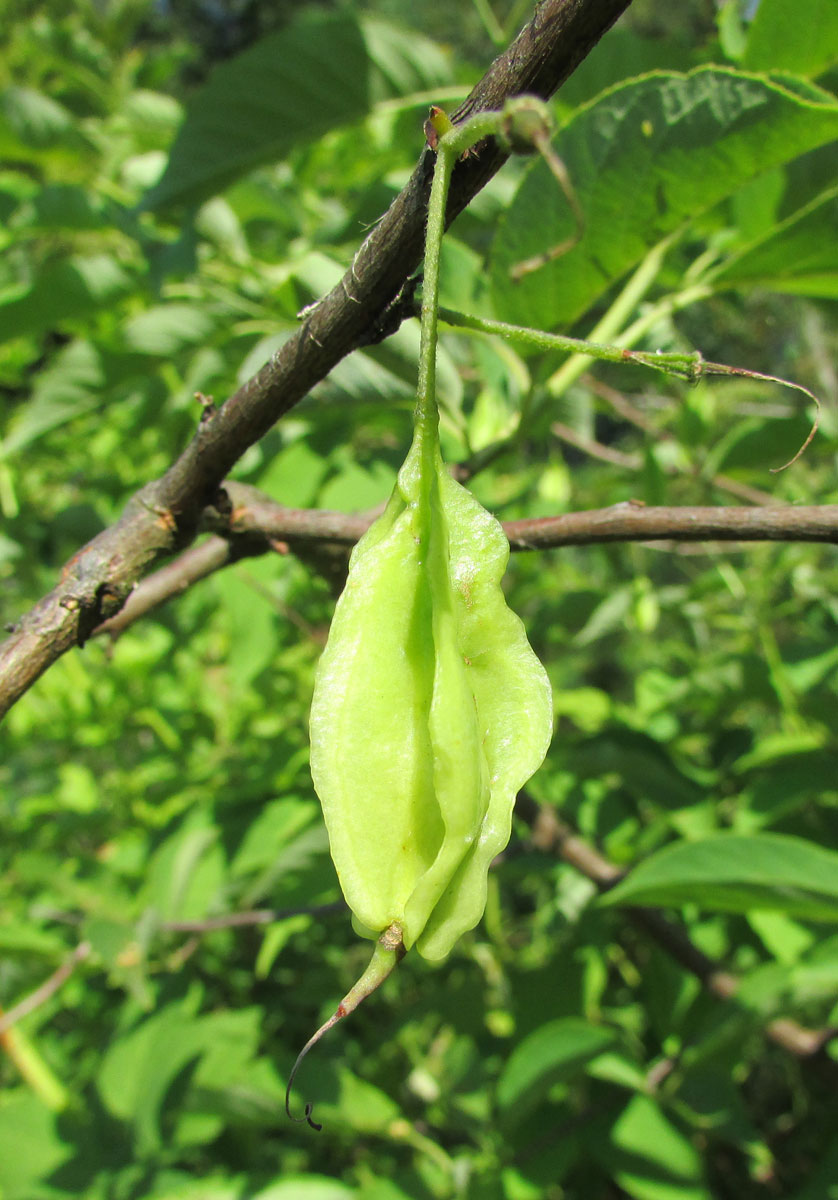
288 103 555 1128
309 415 553 962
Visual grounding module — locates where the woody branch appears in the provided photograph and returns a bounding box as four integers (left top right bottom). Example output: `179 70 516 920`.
0 0 631 721
88 491 838 638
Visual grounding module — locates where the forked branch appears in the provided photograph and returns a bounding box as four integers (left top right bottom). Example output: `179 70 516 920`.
84 495 838 639
0 0 632 721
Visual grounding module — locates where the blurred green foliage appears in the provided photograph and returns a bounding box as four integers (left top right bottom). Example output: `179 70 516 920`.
2 1 838 1197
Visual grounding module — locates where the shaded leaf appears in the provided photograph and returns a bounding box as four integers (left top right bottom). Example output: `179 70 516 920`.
143 12 449 211
97 1003 261 1155
714 186 838 298
0 341 104 456
491 68 838 330
603 1094 710 1200
602 833 838 920
496 1017 617 1115
0 256 132 345
0 85 75 150
122 304 218 356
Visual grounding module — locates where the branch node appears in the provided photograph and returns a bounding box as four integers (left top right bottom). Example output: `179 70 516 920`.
195 392 217 423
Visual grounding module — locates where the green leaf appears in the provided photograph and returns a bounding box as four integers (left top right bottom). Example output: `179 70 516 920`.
732 731 826 773
255 438 329 508
140 812 225 921
318 457 396 511
0 923 67 956
496 1018 617 1115
0 1091 71 1200
211 564 278 690
97 1003 261 1155
491 68 838 330
254 914 310 979
230 797 316 877
121 304 218 356
253 1181 357 1200
0 255 132 345
16 183 109 232
122 89 184 147
572 729 703 811
140 1177 243 1200
575 586 632 646
329 1067 402 1134
0 85 75 151
743 0 838 78
556 29 695 112
0 341 104 471
740 748 838 827
602 833 838 920
143 11 449 211
714 186 838 298
603 1095 710 1200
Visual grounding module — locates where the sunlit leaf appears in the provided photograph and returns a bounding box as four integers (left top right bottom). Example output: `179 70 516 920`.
497 1018 617 1116
491 68 838 329
603 833 838 920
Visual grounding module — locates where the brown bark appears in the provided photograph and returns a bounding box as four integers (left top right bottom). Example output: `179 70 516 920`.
0 0 632 720
87 493 838 639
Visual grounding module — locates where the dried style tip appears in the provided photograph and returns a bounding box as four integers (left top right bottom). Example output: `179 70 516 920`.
285 924 405 1131
687 359 821 472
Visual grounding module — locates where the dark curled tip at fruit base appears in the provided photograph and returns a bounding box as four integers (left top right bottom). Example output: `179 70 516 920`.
285 924 405 1131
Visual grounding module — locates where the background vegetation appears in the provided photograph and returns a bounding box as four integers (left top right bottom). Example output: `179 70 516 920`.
2 1 838 1196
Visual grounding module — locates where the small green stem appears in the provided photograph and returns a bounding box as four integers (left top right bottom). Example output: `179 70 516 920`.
437 306 704 382
544 232 686 399
417 111 500 435
285 924 405 1131
437 302 819 472
1 1024 69 1111
416 146 451 438
415 111 506 534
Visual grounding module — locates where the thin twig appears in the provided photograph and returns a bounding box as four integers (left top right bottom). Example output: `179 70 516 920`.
0 942 92 1036
551 420 642 468
585 376 778 506
505 503 838 550
515 795 838 1059
0 905 348 1036
209 486 838 551
84 495 838 637
0 0 632 721
95 534 274 637
161 901 345 933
